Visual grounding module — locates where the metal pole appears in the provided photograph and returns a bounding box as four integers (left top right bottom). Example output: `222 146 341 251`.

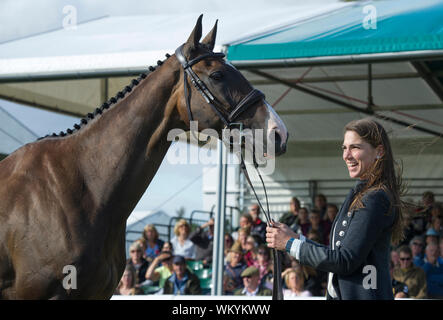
211 139 228 296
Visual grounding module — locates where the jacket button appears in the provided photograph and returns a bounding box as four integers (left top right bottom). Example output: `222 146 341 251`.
347 211 352 217
336 240 341 247
342 220 347 227
339 231 345 237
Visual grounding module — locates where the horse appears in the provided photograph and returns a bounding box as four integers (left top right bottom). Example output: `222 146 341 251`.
0 15 288 299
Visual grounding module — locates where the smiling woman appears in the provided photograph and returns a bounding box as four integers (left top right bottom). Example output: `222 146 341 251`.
266 117 406 300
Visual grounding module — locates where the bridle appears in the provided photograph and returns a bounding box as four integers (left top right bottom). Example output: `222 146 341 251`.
175 44 265 128
175 44 284 300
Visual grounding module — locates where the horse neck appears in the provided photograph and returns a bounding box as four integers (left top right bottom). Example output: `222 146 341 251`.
74 58 183 222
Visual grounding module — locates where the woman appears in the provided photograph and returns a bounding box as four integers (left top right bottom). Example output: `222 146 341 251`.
267 118 404 300
253 244 273 290
170 219 196 260
114 264 144 295
244 235 257 266
142 224 164 263
126 242 150 285
282 267 312 298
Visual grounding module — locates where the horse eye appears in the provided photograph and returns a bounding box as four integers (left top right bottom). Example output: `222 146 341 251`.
210 71 223 81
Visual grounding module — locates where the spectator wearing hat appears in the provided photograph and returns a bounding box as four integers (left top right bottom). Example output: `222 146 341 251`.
189 217 214 266
425 228 440 246
223 241 247 295
234 266 272 296
145 250 174 290
421 242 443 299
163 255 201 295
393 245 427 299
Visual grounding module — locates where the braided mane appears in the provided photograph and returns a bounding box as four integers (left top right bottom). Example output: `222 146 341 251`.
38 53 172 140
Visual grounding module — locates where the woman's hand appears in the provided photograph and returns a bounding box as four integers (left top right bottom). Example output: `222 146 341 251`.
266 221 299 251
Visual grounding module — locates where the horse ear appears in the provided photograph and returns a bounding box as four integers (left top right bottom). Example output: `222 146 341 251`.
201 20 218 51
183 14 203 57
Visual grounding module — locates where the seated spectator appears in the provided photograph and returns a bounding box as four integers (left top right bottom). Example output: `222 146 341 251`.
289 259 325 296
144 250 174 290
425 228 440 245
410 236 426 267
143 224 164 263
418 191 436 217
126 242 150 285
427 203 443 230
224 233 234 260
431 215 443 238
421 242 443 299
170 219 196 260
163 255 201 295
234 266 272 296
282 267 312 298
306 229 322 244
223 242 247 295
253 245 272 284
248 204 267 244
393 245 427 299
189 217 214 266
293 207 310 236
399 207 420 247
390 262 409 299
314 194 328 219
236 226 251 252
115 264 144 295
323 204 338 245
391 247 400 269
279 197 301 228
307 209 326 244
244 236 258 266
232 213 253 241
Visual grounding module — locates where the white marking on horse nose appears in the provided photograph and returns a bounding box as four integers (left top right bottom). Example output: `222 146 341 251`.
265 100 288 147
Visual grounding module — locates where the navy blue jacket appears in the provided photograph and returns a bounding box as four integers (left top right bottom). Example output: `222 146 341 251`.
299 180 395 300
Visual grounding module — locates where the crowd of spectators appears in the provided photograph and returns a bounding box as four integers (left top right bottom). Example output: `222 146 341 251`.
115 191 443 299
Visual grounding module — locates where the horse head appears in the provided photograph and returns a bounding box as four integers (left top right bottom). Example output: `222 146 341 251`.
173 15 288 158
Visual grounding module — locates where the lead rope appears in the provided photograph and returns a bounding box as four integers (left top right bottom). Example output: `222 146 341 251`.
237 150 284 300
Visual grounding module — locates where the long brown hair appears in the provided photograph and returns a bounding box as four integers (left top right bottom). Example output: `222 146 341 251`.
344 118 405 245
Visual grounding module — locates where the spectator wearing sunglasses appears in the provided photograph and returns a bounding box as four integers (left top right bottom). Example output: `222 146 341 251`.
126 242 150 285
393 245 427 298
410 236 426 267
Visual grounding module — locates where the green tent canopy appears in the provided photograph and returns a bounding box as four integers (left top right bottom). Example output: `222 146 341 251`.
227 0 443 61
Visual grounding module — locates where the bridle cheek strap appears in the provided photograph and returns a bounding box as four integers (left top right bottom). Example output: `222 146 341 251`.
175 44 265 127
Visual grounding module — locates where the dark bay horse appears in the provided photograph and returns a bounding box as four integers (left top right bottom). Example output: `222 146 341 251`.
0 16 288 299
